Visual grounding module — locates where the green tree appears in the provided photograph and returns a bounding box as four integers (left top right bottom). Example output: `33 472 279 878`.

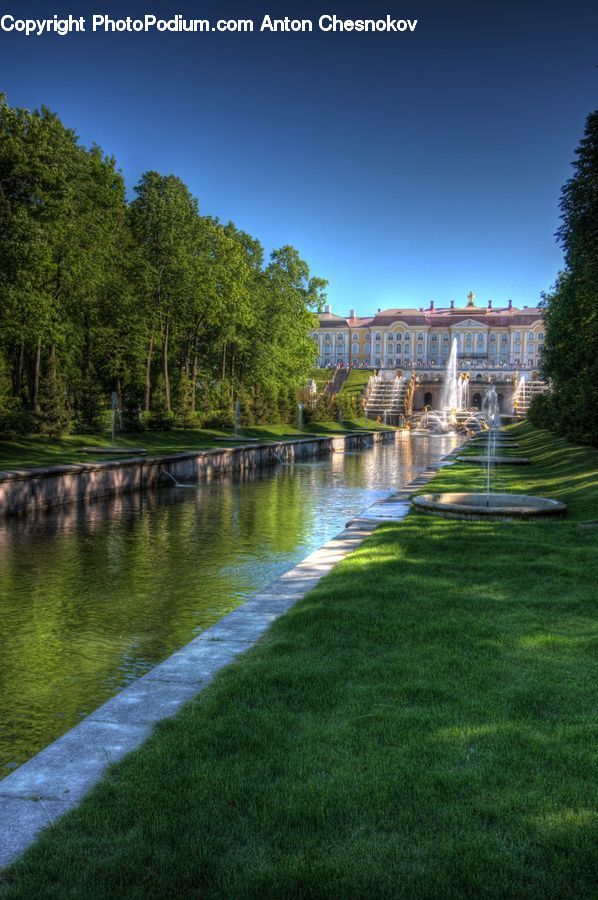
0 95 126 425
0 95 328 436
129 172 202 414
533 111 598 445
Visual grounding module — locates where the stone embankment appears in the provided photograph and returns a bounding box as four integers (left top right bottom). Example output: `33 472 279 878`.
0 432 390 518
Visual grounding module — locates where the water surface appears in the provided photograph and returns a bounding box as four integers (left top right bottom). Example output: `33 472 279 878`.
0 434 459 775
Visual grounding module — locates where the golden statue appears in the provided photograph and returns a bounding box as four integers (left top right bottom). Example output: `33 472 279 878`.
467 291 475 306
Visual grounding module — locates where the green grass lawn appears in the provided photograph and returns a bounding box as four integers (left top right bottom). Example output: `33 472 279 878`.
2 423 597 897
0 419 392 471
339 368 375 402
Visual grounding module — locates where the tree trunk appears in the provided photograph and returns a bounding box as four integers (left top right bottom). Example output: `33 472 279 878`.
32 338 41 412
191 350 198 414
15 343 24 397
144 337 154 412
162 322 171 412
82 317 91 380
221 340 227 381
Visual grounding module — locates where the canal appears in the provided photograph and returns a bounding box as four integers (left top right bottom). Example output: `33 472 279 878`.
0 434 459 776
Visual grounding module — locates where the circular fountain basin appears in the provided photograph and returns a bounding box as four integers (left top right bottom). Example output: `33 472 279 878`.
457 455 530 465
412 492 567 520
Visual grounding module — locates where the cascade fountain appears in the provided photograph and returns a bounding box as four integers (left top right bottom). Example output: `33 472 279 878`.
513 374 526 416
412 382 565 519
456 384 530 468
415 339 476 434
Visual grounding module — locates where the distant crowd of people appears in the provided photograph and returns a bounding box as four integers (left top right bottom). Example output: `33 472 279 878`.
322 359 536 372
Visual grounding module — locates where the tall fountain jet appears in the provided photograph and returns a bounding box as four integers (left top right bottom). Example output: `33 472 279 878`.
439 338 469 427
481 384 500 501
440 338 459 413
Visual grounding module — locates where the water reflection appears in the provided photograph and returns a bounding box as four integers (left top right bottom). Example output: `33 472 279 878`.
0 434 459 774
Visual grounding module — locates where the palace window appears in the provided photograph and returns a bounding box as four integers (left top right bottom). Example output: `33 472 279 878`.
404 333 411 341
514 332 521 340
431 334 438 342
417 332 424 341
375 333 381 341
538 332 544 341
375 343 381 353
489 333 496 342
387 333 394 342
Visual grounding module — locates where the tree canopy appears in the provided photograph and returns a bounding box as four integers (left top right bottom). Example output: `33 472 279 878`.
0 94 326 436
530 110 598 446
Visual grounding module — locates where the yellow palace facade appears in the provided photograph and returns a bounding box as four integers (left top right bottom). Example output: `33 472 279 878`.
314 294 545 371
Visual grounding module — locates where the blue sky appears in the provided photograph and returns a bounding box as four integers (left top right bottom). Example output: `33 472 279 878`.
1 1 597 315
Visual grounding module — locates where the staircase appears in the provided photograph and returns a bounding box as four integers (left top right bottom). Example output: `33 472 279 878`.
514 379 549 416
365 375 407 421
325 367 349 396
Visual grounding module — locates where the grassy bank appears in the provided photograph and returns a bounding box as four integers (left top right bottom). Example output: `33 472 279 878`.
2 423 597 897
340 368 374 402
0 418 393 471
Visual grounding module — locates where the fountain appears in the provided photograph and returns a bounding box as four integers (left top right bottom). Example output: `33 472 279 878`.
159 467 198 489
297 402 304 430
456 385 530 467
412 383 565 520
513 373 526 416
80 391 146 455
413 339 479 434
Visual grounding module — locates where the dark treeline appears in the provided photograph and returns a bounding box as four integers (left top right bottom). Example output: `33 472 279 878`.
530 110 598 446
0 95 327 437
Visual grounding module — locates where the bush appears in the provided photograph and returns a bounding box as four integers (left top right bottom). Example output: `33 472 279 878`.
147 378 175 430
173 375 201 429
37 361 71 437
304 391 339 423
73 375 105 433
527 392 557 432
0 408 37 440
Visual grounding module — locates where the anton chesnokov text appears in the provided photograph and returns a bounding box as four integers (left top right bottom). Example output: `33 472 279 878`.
0 13 418 37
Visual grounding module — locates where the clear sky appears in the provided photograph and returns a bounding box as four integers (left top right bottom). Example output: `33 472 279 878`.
1 1 597 315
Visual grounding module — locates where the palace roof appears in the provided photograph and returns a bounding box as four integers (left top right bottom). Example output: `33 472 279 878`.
318 302 543 329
